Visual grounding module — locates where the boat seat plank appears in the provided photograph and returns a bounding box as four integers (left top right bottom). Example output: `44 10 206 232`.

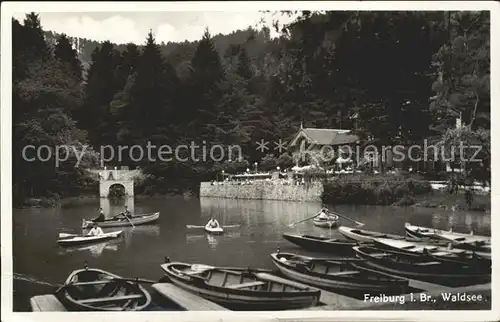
30 295 67 312
72 280 114 286
329 270 360 276
416 261 442 266
369 253 389 257
255 273 311 290
152 283 228 311
79 294 143 304
220 269 245 275
227 281 266 289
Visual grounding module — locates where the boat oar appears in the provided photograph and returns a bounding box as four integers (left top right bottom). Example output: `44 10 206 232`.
222 225 240 229
59 233 79 238
124 214 136 228
325 209 365 227
108 277 157 284
287 211 321 228
55 281 73 293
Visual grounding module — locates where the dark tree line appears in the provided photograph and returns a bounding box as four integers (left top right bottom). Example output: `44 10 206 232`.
13 11 490 203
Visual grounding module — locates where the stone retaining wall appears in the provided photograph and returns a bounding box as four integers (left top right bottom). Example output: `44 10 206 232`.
199 181 323 202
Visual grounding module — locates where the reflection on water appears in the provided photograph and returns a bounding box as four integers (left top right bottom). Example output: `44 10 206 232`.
185 230 242 251
121 225 161 246
100 197 135 218
58 240 120 257
13 195 491 311
206 234 218 250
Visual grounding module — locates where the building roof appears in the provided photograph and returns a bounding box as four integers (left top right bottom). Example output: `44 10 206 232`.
289 128 360 147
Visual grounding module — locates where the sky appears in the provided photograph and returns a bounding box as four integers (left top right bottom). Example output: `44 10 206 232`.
11 11 299 44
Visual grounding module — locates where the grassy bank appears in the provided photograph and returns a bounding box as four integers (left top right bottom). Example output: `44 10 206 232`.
17 194 99 208
322 174 490 212
412 191 490 212
322 174 432 206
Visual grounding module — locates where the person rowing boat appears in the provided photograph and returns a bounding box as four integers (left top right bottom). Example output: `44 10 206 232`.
316 208 334 220
111 206 133 221
206 217 220 229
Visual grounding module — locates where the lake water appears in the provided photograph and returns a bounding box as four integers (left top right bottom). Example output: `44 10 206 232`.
12 196 491 311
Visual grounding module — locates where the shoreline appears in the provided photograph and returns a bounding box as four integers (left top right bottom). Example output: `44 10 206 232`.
14 192 490 214
14 191 196 209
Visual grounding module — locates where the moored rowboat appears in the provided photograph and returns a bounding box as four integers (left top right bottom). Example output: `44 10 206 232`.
338 226 409 243
160 261 321 310
352 245 490 287
338 226 444 244
82 212 160 229
57 231 122 246
371 237 491 261
270 252 409 294
404 222 491 252
59 267 152 311
282 233 358 255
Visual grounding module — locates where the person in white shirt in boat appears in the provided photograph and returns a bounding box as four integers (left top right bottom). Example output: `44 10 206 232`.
87 222 104 236
316 208 330 220
206 217 220 228
92 207 105 222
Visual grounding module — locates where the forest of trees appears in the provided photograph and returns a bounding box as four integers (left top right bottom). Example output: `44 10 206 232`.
12 11 490 204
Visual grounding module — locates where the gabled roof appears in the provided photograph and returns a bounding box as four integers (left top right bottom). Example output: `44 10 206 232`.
289 128 360 147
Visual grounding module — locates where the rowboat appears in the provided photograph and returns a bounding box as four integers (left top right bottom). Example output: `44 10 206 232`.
160 262 321 310
186 224 241 235
282 233 358 255
372 237 491 261
312 215 339 228
59 267 152 311
58 241 119 256
57 231 122 246
81 212 160 229
270 252 409 294
205 225 224 235
404 222 491 251
353 245 490 287
338 226 409 243
338 226 444 244
186 224 240 229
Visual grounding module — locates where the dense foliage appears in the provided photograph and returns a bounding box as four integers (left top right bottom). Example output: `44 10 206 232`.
13 11 490 204
322 174 432 206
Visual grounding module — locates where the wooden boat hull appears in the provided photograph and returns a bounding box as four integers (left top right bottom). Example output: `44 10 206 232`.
270 252 408 293
372 237 491 261
57 231 122 246
60 268 152 311
186 224 240 229
160 262 320 310
282 233 357 255
312 217 338 228
353 246 490 287
205 226 224 235
338 226 407 243
405 222 491 253
82 212 160 229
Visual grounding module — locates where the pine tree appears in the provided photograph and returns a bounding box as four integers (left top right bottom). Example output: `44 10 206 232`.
188 28 225 142
127 30 179 142
236 47 253 80
116 43 140 90
23 13 50 57
80 41 122 146
54 34 83 81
